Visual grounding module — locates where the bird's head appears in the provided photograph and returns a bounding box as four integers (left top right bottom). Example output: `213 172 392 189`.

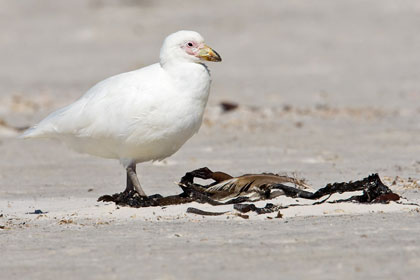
160 30 222 66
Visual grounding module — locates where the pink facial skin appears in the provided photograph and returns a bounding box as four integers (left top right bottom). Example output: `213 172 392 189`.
182 41 204 56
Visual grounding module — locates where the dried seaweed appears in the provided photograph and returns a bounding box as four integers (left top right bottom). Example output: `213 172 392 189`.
271 173 399 203
186 207 228 216
234 203 280 214
98 167 401 214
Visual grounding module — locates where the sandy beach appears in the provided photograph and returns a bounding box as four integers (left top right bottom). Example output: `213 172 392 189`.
1 1 420 279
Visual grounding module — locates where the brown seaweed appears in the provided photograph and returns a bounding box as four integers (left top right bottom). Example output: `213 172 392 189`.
98 167 401 212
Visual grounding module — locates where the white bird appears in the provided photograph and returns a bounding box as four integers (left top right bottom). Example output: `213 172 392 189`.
22 30 221 197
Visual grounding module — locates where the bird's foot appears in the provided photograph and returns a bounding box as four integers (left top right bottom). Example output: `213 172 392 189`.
98 189 155 207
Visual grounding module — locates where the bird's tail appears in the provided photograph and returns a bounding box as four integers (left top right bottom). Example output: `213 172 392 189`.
19 126 48 139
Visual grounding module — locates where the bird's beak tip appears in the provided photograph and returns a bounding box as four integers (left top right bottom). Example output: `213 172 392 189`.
198 45 222 62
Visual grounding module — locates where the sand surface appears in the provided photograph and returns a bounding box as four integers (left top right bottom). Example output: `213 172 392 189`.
1 0 420 279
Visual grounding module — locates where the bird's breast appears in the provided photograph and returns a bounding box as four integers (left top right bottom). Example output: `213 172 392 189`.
116 63 212 161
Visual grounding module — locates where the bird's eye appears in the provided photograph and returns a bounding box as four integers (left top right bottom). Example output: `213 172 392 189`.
187 42 193 47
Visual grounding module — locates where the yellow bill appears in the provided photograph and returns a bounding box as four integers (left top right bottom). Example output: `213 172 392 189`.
198 44 222 62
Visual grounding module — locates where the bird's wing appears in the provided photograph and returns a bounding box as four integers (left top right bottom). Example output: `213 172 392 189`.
23 63 168 139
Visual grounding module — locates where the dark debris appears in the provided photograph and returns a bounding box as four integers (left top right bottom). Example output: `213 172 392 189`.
26 209 47 214
220 101 239 112
186 207 228 216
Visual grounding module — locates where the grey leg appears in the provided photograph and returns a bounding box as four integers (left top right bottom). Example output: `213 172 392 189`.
125 171 134 192
125 163 147 197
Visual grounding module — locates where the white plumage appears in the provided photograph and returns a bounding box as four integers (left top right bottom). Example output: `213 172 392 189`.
23 30 221 196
